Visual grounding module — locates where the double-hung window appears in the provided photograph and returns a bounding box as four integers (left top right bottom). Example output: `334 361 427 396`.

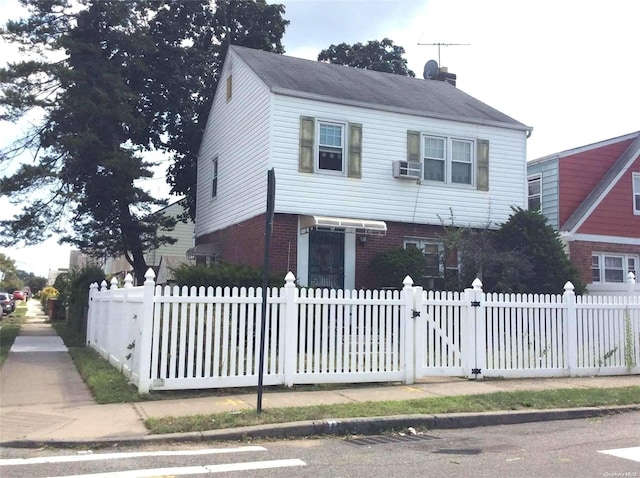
211 157 218 199
422 135 474 185
299 116 362 178
633 172 640 215
528 175 541 211
592 253 638 283
318 122 344 172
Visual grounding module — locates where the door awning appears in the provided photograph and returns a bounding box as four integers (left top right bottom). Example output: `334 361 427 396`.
300 215 387 235
186 243 222 259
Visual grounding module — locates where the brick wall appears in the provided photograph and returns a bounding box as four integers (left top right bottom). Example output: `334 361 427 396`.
199 216 462 289
197 213 298 277
569 240 640 284
355 222 449 289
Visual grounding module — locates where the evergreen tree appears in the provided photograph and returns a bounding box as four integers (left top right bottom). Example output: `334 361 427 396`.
0 0 288 281
495 208 586 294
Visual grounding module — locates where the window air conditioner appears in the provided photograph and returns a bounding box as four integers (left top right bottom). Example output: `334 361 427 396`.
393 161 422 179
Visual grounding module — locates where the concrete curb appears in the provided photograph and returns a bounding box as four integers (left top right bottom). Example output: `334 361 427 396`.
2 404 638 449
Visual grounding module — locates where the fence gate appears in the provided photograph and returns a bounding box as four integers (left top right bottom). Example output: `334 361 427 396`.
413 288 466 377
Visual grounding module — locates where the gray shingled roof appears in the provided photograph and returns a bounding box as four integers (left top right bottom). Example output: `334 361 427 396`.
231 45 531 131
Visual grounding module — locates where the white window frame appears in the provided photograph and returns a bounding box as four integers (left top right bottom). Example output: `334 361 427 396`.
591 253 638 283
528 174 542 211
211 157 218 199
422 134 474 186
316 120 346 174
633 172 640 215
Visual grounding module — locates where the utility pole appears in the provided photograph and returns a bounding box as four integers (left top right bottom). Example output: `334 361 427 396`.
418 42 470 64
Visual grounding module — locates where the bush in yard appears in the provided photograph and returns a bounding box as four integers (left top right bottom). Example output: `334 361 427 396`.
495 207 586 294
368 247 426 289
66 265 106 342
172 263 280 289
39 286 59 310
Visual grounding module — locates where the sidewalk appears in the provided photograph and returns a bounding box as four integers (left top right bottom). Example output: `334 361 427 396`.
1 300 638 448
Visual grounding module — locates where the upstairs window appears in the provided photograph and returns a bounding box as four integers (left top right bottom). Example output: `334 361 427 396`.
299 116 362 178
211 157 218 198
633 172 640 215
528 175 541 211
421 134 475 186
318 122 344 172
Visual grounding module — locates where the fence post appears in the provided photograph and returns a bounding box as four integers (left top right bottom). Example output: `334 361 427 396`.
86 282 98 347
563 281 577 376
628 272 637 296
462 278 484 379
106 277 119 363
402 275 415 384
412 282 424 382
136 268 156 394
282 272 299 387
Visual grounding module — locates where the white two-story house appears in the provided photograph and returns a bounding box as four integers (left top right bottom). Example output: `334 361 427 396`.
194 46 532 290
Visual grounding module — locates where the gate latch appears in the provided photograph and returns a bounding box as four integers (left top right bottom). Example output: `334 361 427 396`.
471 368 482 377
411 309 420 319
470 300 481 307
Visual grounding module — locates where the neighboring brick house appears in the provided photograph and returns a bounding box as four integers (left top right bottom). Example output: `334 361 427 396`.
194 46 532 290
527 131 640 294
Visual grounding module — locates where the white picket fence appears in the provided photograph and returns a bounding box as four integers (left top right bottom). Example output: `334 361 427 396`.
86 270 640 393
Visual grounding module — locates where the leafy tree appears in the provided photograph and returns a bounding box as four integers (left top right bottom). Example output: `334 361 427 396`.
0 253 22 292
140 0 288 219
0 0 288 282
26 275 47 296
318 38 415 77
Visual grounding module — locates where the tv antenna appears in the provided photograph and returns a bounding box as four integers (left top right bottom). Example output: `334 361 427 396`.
418 42 469 64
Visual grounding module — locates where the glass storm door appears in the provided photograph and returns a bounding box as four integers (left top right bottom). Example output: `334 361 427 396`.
309 230 344 289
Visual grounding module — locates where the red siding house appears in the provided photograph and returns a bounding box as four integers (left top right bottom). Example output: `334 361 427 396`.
527 131 640 294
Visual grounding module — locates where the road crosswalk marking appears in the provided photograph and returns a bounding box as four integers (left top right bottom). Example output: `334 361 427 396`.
40 459 307 477
0 446 267 466
598 446 640 463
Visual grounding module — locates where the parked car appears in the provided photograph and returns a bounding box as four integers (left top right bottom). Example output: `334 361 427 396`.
12 290 26 301
0 292 15 315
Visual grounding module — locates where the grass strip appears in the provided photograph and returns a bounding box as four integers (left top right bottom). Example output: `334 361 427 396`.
145 386 640 435
0 309 26 367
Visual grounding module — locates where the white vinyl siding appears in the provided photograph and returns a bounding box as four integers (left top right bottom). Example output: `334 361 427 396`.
144 201 195 267
272 95 527 229
195 48 528 236
195 52 271 236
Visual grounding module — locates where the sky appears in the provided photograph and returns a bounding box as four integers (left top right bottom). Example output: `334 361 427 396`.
0 0 638 277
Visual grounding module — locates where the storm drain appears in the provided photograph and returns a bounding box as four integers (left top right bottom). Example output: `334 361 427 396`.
345 434 441 447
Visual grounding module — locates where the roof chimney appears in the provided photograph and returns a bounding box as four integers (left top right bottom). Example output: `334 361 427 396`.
436 66 457 87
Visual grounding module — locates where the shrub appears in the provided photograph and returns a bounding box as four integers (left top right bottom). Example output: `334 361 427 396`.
172 263 280 289
368 247 426 289
67 265 106 341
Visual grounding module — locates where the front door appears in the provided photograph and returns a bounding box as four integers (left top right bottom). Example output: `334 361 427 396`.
309 230 344 289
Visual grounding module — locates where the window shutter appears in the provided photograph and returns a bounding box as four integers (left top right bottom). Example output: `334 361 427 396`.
348 122 362 178
476 139 489 191
407 130 421 162
299 116 315 172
